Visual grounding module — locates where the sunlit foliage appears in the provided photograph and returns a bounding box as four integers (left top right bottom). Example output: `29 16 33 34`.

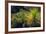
11 7 41 28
